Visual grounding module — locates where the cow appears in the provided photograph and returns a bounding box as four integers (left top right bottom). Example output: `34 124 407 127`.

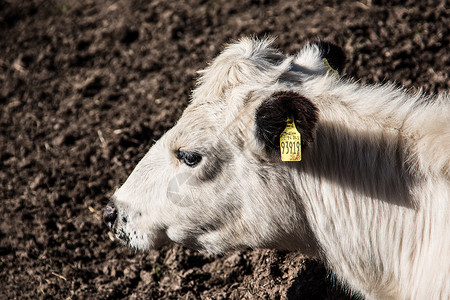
103 37 450 299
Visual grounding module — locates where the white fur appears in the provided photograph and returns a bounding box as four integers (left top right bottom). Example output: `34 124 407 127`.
110 38 450 300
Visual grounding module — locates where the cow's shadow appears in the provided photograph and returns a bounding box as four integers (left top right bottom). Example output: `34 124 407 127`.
299 121 416 209
286 260 362 300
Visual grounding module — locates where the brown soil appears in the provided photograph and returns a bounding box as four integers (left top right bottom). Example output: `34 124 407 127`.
0 0 448 299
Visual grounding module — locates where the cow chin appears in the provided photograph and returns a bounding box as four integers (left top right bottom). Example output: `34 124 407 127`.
110 211 168 251
116 226 170 251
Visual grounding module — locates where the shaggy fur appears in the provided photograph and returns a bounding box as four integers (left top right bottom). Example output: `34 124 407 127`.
106 38 450 300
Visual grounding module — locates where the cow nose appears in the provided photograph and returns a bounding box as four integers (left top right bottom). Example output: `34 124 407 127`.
103 201 117 231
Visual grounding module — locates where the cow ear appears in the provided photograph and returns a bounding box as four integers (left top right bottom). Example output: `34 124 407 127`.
255 91 319 155
313 41 346 73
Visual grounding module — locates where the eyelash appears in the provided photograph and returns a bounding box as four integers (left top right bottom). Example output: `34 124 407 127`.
176 150 202 167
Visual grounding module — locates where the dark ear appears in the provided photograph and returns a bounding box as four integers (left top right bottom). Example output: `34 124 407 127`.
255 91 319 155
313 41 346 73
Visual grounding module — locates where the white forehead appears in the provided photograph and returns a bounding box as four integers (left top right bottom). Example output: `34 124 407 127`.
168 37 327 151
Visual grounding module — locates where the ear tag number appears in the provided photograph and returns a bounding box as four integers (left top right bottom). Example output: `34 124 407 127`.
280 116 301 162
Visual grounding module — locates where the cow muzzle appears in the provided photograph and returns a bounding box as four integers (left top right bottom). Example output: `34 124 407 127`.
103 200 118 232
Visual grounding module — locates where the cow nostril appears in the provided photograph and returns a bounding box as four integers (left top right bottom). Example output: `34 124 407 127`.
103 201 117 231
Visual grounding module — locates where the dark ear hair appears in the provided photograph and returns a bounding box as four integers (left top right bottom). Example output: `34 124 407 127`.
255 91 319 155
313 41 346 73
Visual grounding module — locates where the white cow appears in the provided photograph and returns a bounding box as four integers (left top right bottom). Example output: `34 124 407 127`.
104 38 450 300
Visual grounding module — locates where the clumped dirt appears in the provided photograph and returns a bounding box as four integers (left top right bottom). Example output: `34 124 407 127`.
0 0 448 299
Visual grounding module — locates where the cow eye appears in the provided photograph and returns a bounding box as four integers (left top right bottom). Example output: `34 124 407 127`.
177 150 202 167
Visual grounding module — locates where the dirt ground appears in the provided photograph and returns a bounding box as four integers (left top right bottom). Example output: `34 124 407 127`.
0 0 448 299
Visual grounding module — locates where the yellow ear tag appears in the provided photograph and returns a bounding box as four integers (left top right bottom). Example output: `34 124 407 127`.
322 58 340 78
280 116 301 161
